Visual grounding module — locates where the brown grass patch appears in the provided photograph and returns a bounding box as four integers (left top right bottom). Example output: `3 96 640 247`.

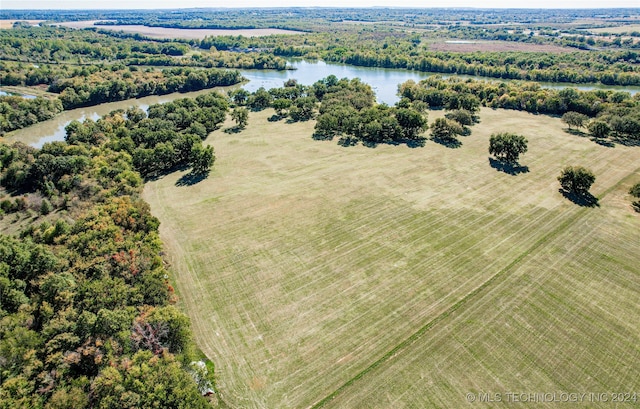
428 40 576 53
0 20 43 29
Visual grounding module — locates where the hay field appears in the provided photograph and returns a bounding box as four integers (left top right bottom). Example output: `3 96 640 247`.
142 108 640 408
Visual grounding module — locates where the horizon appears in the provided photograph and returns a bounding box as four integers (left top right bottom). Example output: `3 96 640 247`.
2 2 639 10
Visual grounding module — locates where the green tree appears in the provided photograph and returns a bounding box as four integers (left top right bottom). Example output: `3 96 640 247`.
444 109 474 126
630 182 640 212
489 132 528 164
562 111 588 130
248 87 272 111
588 120 611 138
558 166 596 195
430 118 463 145
230 89 250 106
272 98 292 116
395 108 427 140
231 107 249 129
190 145 215 175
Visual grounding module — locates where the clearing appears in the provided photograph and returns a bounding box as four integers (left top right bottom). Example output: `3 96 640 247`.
55 21 305 39
143 108 640 408
427 40 576 53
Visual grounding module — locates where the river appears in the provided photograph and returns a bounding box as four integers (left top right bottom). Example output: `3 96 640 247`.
5 60 640 148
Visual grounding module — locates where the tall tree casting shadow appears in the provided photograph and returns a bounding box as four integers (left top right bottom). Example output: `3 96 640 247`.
488 157 529 175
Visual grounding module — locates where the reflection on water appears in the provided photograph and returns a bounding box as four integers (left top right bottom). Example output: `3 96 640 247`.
5 60 639 148
0 90 37 99
5 87 234 148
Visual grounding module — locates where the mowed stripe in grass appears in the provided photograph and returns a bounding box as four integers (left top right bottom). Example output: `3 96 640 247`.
322 176 640 409
142 108 640 408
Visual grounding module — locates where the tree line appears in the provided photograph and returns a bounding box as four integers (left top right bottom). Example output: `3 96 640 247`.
399 77 640 143
0 61 242 133
0 96 231 408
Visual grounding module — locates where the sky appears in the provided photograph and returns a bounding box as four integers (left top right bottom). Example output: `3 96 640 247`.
2 0 639 9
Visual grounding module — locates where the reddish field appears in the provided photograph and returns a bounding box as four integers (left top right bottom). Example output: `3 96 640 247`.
428 40 576 53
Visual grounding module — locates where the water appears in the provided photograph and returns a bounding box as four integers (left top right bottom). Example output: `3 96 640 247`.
6 60 639 148
241 60 639 103
6 87 235 148
0 90 37 99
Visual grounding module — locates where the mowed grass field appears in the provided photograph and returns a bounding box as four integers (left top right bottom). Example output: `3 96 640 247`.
142 108 640 408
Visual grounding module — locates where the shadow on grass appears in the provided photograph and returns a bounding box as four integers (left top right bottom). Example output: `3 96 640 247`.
592 137 615 148
312 132 335 141
489 157 529 175
268 114 285 122
565 128 587 137
144 164 189 182
559 189 599 207
611 136 640 147
224 126 244 134
431 136 461 149
175 171 209 187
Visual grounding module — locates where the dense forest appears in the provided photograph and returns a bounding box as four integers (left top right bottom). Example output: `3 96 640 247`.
0 26 290 133
0 91 229 407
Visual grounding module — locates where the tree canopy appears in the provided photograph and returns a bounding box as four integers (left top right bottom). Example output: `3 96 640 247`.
489 133 528 164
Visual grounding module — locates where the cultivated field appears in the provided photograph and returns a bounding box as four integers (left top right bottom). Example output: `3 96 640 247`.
55 21 305 39
143 108 640 408
427 40 573 53
591 24 640 34
0 19 43 29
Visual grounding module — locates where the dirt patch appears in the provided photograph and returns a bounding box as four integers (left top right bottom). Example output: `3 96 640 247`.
428 40 576 53
0 20 44 29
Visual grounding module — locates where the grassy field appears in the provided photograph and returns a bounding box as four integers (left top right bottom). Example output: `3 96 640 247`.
142 108 640 408
427 40 572 53
591 24 640 34
55 21 305 39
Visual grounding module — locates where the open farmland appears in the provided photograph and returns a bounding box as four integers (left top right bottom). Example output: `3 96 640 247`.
55 20 305 39
427 40 574 53
143 108 640 408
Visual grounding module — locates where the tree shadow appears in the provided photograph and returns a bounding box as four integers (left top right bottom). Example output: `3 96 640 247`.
175 171 209 187
488 157 529 175
223 126 243 134
610 136 640 147
431 136 461 149
268 114 284 122
591 137 615 148
559 189 599 207
338 136 359 147
632 200 640 213
312 132 335 141
144 164 190 182
404 138 427 148
565 128 587 137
